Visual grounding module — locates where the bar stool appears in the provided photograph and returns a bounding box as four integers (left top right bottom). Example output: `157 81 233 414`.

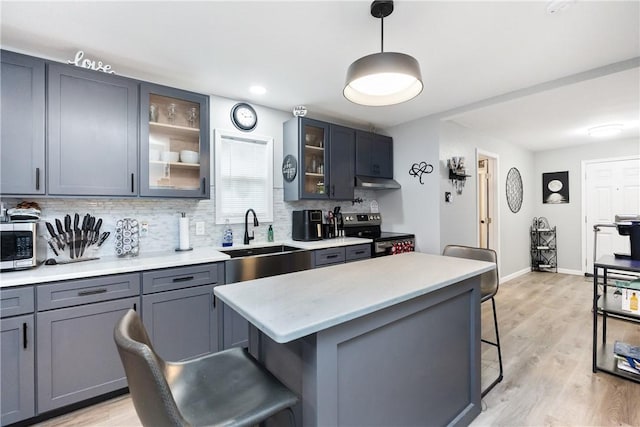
443 245 504 396
114 309 298 427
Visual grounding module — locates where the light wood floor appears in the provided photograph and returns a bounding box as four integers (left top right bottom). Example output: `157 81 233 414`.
33 272 640 427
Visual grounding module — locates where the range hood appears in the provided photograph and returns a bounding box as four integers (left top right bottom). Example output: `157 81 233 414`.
355 176 401 190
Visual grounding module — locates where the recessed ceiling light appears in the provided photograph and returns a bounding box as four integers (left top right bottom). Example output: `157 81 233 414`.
588 124 623 138
249 85 266 95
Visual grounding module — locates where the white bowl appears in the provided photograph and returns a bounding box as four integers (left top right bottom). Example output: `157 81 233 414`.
161 151 179 163
149 149 160 161
180 150 199 164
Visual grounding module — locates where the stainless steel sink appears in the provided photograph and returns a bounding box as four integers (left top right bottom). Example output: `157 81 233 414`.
221 244 313 283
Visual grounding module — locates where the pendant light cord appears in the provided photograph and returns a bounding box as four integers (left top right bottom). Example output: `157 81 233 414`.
380 16 385 52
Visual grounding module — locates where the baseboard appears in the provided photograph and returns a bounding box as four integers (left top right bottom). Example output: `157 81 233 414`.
500 268 530 283
557 268 583 276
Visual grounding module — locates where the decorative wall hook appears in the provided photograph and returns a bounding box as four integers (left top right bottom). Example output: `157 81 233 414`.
447 157 470 195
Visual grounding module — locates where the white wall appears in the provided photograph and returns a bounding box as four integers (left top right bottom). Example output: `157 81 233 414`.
439 121 535 277
533 137 640 273
377 116 442 255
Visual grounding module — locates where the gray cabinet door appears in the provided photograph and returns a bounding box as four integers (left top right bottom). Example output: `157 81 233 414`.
328 125 355 200
314 247 346 267
1 314 35 426
356 131 393 178
36 297 138 412
221 303 249 350
0 51 45 195
47 63 138 196
142 284 218 361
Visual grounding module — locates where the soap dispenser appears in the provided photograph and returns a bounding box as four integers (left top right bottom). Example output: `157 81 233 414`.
267 225 274 242
222 219 233 247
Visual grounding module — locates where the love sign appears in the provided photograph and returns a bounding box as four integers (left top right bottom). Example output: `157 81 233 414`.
67 50 115 74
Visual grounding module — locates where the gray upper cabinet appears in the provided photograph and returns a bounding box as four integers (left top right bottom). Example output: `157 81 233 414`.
328 125 355 200
355 131 393 178
284 117 356 201
0 51 45 195
139 83 210 198
47 63 138 196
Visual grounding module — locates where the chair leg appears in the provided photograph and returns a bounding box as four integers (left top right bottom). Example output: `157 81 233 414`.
480 296 504 397
286 407 296 427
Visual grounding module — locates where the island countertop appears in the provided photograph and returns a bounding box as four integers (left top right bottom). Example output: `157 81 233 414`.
214 251 494 343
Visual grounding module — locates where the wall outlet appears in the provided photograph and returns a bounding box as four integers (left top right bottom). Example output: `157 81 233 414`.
195 221 205 236
140 221 149 237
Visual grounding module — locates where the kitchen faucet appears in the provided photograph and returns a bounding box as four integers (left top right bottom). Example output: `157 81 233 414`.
244 209 259 244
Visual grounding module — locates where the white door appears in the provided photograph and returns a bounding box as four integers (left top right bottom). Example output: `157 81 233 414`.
584 157 640 273
478 159 490 248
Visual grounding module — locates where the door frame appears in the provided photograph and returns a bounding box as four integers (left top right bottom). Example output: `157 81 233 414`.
581 154 640 275
475 149 500 257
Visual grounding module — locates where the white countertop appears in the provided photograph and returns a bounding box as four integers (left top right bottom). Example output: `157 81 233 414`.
0 237 372 287
214 252 495 343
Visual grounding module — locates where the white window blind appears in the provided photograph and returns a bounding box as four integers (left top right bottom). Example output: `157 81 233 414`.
214 130 273 224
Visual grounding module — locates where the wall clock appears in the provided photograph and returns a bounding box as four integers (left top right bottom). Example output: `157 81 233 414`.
506 167 523 213
231 102 257 132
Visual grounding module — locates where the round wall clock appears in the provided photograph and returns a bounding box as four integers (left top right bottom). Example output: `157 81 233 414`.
230 102 257 131
506 167 523 213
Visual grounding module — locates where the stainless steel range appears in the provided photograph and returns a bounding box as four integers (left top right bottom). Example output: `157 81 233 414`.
341 212 415 257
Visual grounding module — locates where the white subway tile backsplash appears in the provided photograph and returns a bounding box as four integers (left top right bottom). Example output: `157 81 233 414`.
2 188 376 257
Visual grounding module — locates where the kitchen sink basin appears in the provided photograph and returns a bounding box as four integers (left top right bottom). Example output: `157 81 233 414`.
221 244 302 258
221 245 313 283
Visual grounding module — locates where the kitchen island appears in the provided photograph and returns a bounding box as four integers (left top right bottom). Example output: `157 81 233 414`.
214 252 495 427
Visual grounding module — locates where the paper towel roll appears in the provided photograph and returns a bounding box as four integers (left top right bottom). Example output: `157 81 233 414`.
179 215 190 250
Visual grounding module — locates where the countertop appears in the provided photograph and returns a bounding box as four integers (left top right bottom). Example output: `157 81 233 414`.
214 252 495 343
0 237 372 287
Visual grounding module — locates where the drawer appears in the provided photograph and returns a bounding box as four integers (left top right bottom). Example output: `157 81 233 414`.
314 247 346 267
1 286 34 318
37 273 140 311
345 244 371 262
142 263 223 294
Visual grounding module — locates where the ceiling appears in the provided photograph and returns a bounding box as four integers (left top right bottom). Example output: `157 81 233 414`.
1 1 639 151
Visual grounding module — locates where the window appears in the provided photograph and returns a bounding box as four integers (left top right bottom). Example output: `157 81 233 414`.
214 130 273 224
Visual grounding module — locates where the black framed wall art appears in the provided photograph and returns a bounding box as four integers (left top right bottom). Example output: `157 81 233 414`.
542 171 569 204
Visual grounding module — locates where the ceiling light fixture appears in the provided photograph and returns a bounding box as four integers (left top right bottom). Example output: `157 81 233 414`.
249 85 266 95
588 124 623 137
343 0 423 106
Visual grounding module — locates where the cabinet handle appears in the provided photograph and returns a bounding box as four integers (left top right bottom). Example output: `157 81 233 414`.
212 292 216 308
78 288 107 296
201 177 206 194
354 250 365 255
133 303 137 311
23 322 28 349
173 276 194 283
332 185 335 197
327 254 338 259
35 168 40 190
131 173 135 193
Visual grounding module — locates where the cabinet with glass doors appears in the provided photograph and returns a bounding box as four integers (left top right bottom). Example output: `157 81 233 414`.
139 83 210 198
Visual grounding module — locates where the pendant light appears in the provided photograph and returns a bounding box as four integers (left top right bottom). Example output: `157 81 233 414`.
344 0 423 106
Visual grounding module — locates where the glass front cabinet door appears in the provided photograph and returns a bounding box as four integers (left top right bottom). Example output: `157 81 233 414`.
300 118 329 199
140 83 210 198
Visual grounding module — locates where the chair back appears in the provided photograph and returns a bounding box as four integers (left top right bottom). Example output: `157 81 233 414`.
114 309 188 427
443 245 499 299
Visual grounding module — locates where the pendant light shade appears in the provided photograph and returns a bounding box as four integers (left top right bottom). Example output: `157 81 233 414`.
344 1 423 106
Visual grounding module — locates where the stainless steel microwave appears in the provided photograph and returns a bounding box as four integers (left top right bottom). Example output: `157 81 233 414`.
0 222 46 271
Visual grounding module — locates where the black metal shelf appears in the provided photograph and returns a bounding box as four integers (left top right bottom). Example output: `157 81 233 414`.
530 218 557 272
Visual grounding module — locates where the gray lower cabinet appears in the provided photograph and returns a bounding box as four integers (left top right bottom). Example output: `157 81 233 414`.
142 284 219 361
0 50 45 195
345 244 371 262
314 247 347 267
47 63 138 196
35 273 140 414
141 263 223 361
36 296 138 413
1 286 35 426
221 303 249 350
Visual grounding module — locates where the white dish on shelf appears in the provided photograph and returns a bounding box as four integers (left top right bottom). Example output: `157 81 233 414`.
180 150 199 164
161 151 179 163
